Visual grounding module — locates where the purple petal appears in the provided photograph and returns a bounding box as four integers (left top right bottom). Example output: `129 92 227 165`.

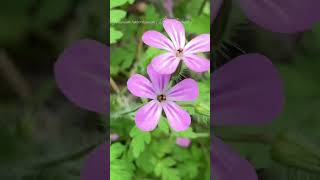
163 19 186 50
212 53 284 125
142 30 175 52
136 100 162 131
184 34 210 54
127 74 156 99
212 137 258 180
151 53 180 74
81 143 108 180
147 65 170 94
167 79 199 101
162 101 191 131
183 54 210 73
176 137 191 148
54 39 108 114
237 0 320 33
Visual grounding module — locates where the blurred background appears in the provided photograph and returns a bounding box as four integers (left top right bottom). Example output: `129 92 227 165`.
213 1 320 180
0 0 106 179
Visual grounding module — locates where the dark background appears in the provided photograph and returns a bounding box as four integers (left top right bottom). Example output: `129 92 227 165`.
213 1 320 180
0 0 106 179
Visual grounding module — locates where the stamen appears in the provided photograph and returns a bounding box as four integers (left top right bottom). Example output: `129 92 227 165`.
157 94 166 102
176 48 184 57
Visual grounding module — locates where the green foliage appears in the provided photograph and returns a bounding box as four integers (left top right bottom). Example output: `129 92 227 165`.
185 15 210 34
110 0 131 44
155 157 180 180
110 143 134 180
109 2 210 179
129 127 151 158
110 41 136 75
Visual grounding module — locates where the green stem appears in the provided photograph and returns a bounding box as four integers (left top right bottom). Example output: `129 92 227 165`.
195 133 210 138
111 105 143 120
198 0 207 16
130 25 145 76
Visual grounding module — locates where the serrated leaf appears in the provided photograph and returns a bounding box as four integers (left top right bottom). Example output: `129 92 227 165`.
110 143 125 162
155 157 180 180
110 27 123 44
174 128 197 139
110 0 128 9
178 161 199 179
111 159 134 180
129 127 151 158
151 139 173 158
154 157 176 176
135 149 155 173
110 10 126 23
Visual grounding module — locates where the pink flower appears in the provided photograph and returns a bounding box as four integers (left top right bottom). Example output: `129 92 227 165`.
142 19 210 74
127 65 199 131
176 137 191 148
110 133 119 142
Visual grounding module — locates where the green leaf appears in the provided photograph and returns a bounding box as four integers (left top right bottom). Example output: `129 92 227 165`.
144 6 162 31
135 149 155 173
203 2 210 15
157 117 170 134
174 128 197 139
155 157 180 180
110 143 125 162
110 143 133 180
110 41 136 75
129 127 151 158
110 27 123 44
151 139 173 158
110 0 128 9
185 15 210 34
110 10 126 23
111 159 134 180
140 47 164 68
178 161 199 179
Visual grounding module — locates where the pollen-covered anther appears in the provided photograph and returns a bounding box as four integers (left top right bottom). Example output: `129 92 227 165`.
157 94 167 102
176 48 184 57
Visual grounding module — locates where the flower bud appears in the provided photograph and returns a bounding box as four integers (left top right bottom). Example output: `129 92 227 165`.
110 133 120 142
176 137 191 148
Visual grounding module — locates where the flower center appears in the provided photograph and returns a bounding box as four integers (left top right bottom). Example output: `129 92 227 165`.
176 48 183 57
157 94 166 102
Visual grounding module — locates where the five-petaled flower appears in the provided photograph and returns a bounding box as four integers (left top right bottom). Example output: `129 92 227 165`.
142 19 210 74
127 65 199 131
